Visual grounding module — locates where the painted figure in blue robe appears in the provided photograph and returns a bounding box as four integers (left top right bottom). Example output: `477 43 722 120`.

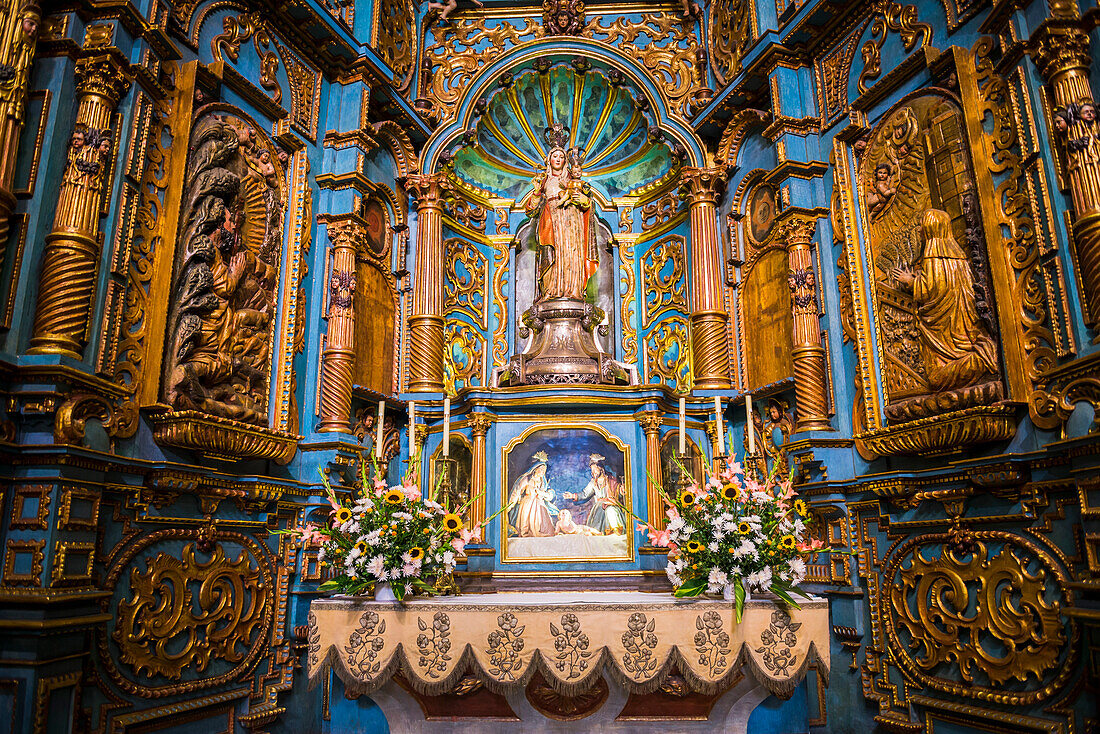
564 454 625 535
507 451 559 537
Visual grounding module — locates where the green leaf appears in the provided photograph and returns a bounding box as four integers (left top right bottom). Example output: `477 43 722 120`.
317 580 341 591
734 578 745 623
674 577 707 597
769 583 802 611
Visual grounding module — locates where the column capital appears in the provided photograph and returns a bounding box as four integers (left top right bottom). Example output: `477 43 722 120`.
404 172 453 208
1030 20 1091 82
469 413 493 437
774 210 819 250
638 412 663 436
678 166 726 205
74 52 131 105
322 214 369 251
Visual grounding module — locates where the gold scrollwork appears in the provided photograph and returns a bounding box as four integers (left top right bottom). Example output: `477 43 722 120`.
111 537 274 688
883 533 1074 702
444 319 485 393
444 237 488 329
644 315 692 392
373 0 415 89
856 0 932 95
708 0 753 87
619 239 637 365
641 234 687 326
212 12 282 105
424 19 541 125
640 191 682 232
444 198 488 233
585 14 702 120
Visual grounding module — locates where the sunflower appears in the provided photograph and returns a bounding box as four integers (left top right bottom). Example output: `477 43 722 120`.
679 489 697 507
354 540 369 555
384 489 405 505
794 499 808 516
721 484 740 501
441 513 463 532
685 540 704 553
334 507 352 524
737 521 752 535
408 547 425 561
780 534 797 550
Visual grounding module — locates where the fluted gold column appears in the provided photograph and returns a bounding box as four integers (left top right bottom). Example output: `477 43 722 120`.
0 1 41 247
405 173 450 392
776 212 831 432
469 414 492 530
29 52 129 358
640 412 665 530
680 167 731 389
318 217 366 433
1032 14 1100 327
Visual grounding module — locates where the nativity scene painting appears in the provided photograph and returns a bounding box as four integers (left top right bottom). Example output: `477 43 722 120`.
501 427 632 562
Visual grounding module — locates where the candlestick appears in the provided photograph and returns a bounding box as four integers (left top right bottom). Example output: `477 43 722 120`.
442 397 451 457
678 397 686 455
376 400 386 458
745 394 755 454
714 396 725 456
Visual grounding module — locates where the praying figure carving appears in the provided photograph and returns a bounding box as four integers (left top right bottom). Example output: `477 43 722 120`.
859 96 1003 423
163 115 284 426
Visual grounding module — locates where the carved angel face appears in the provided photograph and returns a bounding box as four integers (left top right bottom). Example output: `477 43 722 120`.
70 130 85 150
22 16 38 37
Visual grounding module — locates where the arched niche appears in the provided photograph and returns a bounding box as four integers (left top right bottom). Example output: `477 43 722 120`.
735 176 792 391
429 434 475 517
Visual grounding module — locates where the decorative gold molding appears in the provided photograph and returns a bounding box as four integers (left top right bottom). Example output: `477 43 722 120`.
855 405 1016 456
147 410 299 464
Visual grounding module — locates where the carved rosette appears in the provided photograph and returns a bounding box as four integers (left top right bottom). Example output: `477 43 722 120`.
406 172 452 392
679 167 732 389
1032 21 1100 327
318 216 367 433
29 51 130 358
775 213 831 432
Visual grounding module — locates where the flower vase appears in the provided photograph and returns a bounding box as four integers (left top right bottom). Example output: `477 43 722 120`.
374 582 396 602
723 584 751 603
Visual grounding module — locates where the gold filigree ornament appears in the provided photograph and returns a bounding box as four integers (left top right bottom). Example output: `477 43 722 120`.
883 533 1075 701
113 538 274 686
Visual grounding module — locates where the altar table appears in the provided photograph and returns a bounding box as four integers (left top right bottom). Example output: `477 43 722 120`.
307 591 829 701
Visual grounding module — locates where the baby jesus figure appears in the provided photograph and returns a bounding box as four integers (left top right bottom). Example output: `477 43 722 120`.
427 0 483 23
555 510 600 536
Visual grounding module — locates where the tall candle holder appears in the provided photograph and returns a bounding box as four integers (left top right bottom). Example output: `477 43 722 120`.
743 452 765 483
432 456 459 510
667 452 703 491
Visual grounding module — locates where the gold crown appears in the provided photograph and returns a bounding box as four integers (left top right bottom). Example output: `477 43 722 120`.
532 451 549 462
544 123 570 151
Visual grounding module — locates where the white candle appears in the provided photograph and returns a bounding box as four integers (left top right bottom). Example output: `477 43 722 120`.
376 400 385 458
678 397 686 455
714 396 725 456
442 397 451 458
745 394 755 454
408 401 416 446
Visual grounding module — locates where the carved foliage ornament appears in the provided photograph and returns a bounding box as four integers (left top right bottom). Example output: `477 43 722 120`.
114 541 273 682
708 0 752 87
857 0 932 94
883 534 1073 700
163 112 285 427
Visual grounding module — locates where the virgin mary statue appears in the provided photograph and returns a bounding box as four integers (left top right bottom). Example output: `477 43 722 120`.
524 123 598 302
507 451 558 537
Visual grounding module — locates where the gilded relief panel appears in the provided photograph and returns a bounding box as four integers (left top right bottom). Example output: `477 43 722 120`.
354 261 397 395
856 94 1005 424
443 234 491 391
741 249 792 391
161 111 286 427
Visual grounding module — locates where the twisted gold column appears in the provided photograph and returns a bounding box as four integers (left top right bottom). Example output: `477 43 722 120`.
680 167 731 389
1032 15 1100 327
469 414 492 530
405 173 450 392
318 217 366 433
640 413 665 530
777 213 832 432
29 52 129 358
0 1 40 247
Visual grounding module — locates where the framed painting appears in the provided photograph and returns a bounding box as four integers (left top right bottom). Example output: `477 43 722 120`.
501 425 633 563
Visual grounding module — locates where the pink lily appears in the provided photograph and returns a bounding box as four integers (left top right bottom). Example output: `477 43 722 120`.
796 537 826 553
451 525 482 554
402 484 422 502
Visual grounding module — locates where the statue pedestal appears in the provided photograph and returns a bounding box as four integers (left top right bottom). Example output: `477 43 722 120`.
504 298 628 386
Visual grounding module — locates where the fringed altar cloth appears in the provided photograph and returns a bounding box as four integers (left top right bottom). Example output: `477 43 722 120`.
307 591 829 699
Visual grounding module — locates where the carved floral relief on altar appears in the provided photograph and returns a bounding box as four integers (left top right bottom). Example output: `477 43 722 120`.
855 94 1005 425
501 426 632 563
162 110 285 427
